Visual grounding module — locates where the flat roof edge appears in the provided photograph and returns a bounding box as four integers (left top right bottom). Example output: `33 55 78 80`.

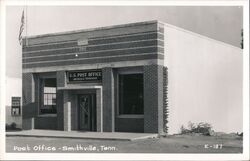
24 20 159 40
23 20 242 50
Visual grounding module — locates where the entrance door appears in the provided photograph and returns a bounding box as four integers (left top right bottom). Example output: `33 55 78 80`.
78 94 96 131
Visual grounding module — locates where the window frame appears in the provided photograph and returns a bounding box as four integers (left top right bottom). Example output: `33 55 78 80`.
38 73 57 116
116 67 144 118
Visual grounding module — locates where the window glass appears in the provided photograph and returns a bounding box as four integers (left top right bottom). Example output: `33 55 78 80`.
119 74 144 115
40 78 57 114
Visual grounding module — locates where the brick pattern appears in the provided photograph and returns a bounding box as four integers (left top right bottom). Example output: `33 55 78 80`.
24 21 157 46
34 117 57 129
56 71 65 130
63 92 71 131
24 46 159 63
23 53 163 68
163 66 169 134
22 73 37 118
22 73 36 129
96 88 102 132
143 65 164 134
22 22 164 69
22 73 34 106
23 41 77 52
144 24 164 133
115 118 144 132
102 67 115 132
57 71 66 88
26 39 158 58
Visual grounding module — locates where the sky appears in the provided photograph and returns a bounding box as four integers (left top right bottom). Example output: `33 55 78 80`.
6 6 243 78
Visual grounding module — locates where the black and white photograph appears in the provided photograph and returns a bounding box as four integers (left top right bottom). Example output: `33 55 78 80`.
0 0 249 160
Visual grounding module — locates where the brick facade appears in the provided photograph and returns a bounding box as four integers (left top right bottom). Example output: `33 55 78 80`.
143 65 164 134
56 71 65 130
22 21 168 134
102 67 115 132
22 73 36 130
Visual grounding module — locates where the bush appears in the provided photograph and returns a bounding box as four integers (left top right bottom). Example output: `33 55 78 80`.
6 122 18 131
10 122 17 129
180 125 190 134
180 121 213 136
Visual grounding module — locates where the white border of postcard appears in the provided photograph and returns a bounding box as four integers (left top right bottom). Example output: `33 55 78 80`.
0 0 249 160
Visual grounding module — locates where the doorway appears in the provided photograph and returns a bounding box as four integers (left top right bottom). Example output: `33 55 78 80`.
78 94 96 131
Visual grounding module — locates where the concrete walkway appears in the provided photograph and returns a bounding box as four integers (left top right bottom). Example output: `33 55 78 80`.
6 129 159 141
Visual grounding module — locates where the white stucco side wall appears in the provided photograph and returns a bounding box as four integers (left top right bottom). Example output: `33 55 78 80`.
163 24 243 134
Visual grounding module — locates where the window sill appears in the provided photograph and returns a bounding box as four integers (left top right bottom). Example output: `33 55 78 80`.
117 115 144 119
11 115 21 117
38 114 57 117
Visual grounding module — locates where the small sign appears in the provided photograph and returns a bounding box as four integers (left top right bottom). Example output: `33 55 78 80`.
12 97 21 107
68 70 102 83
77 39 88 46
11 97 21 116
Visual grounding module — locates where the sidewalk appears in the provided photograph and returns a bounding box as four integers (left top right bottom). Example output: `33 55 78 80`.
6 129 159 141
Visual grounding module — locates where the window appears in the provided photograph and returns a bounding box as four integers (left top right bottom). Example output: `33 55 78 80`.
119 74 144 115
40 78 57 114
11 97 21 116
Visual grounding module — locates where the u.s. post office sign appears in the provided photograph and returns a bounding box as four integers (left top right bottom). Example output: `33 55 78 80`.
67 70 102 83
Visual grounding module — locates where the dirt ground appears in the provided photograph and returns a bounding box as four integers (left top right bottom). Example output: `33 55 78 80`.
6 134 242 153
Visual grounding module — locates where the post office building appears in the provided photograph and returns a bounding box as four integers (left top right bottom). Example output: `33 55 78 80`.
22 20 242 134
